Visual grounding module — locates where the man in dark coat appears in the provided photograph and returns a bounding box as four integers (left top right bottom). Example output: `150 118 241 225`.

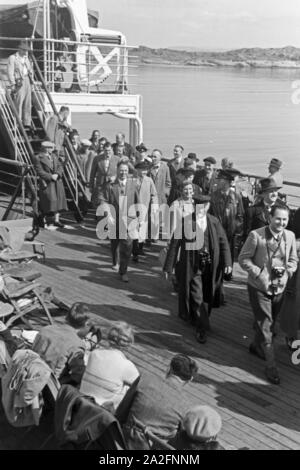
164 195 232 344
33 141 68 229
244 177 284 239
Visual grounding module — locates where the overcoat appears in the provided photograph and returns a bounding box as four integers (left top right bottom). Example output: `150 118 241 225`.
33 151 68 213
164 214 232 308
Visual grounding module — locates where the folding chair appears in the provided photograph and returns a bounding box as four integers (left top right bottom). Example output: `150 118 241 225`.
0 219 45 263
0 274 53 328
115 375 140 425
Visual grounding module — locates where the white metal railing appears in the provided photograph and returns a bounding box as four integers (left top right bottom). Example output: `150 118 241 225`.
0 36 138 94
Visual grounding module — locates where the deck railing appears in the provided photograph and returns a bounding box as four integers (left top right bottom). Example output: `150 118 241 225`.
0 36 138 94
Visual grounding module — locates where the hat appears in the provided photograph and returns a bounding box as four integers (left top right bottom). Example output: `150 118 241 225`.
217 168 241 181
170 354 198 381
136 143 148 153
135 161 150 170
70 129 79 137
81 139 91 147
184 158 195 168
187 153 198 162
259 177 282 194
269 158 283 170
182 406 222 442
203 156 216 165
193 195 211 204
177 168 195 177
41 141 55 149
18 40 30 51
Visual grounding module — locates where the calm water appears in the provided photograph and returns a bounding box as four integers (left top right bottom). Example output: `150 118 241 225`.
73 65 300 183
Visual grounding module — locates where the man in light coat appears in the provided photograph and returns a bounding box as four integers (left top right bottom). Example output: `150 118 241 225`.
132 161 158 261
239 204 298 385
7 40 33 132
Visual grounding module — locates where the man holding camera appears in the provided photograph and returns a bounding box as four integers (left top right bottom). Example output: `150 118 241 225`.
239 205 298 384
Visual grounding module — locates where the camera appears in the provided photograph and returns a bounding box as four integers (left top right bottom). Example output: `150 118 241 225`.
271 266 285 279
198 249 211 271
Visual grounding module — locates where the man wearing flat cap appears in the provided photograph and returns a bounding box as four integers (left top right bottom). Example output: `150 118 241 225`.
244 177 286 238
164 194 232 344
7 40 33 134
135 143 152 165
194 156 218 195
268 158 283 187
33 141 68 229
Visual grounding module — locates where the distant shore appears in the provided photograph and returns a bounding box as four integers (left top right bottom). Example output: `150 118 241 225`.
134 46 300 69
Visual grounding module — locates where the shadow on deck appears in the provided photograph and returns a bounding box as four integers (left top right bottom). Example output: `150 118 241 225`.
1 217 300 450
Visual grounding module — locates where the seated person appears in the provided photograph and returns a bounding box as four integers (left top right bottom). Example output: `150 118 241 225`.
169 405 225 450
123 354 199 450
32 302 98 386
80 322 139 410
0 320 24 377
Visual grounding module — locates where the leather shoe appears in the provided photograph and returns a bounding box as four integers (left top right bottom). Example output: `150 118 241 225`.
111 264 119 271
265 366 280 385
249 343 265 361
120 274 129 283
196 329 207 344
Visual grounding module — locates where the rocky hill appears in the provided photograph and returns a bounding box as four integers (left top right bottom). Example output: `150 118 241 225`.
133 46 300 68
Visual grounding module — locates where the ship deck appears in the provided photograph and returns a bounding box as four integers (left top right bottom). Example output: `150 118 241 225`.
1 213 300 450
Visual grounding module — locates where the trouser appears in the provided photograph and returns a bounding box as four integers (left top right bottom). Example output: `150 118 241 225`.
178 271 210 332
14 76 32 127
110 238 133 274
248 284 284 366
132 240 144 257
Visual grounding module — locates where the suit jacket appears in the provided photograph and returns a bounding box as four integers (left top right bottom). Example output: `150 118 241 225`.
149 162 171 205
90 154 119 206
164 214 232 308
238 226 298 295
168 159 185 204
99 179 140 238
7 53 33 86
136 175 158 211
193 169 217 195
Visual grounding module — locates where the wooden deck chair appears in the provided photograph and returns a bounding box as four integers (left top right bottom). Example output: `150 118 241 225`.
115 375 140 425
0 219 45 263
0 275 53 328
129 417 176 451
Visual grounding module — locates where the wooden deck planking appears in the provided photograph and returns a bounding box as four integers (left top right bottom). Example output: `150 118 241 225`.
2 217 300 450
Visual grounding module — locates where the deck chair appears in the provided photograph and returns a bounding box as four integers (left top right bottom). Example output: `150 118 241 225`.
0 219 45 263
128 417 176 451
0 274 53 328
115 375 140 425
54 384 128 450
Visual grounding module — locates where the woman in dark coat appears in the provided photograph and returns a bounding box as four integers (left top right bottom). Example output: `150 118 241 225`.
33 141 68 228
163 195 232 343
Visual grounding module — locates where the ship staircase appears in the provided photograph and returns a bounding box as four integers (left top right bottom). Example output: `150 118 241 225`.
0 55 88 223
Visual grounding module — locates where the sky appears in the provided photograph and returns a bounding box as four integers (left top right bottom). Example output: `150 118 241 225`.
2 0 300 50
86 0 300 50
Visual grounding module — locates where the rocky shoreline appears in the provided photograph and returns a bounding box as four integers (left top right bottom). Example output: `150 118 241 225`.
135 46 300 69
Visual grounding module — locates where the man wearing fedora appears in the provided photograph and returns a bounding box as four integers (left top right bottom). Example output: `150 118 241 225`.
193 156 218 195
239 204 298 384
244 177 285 238
163 195 232 344
168 145 185 204
268 158 283 187
7 40 33 134
33 141 68 229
